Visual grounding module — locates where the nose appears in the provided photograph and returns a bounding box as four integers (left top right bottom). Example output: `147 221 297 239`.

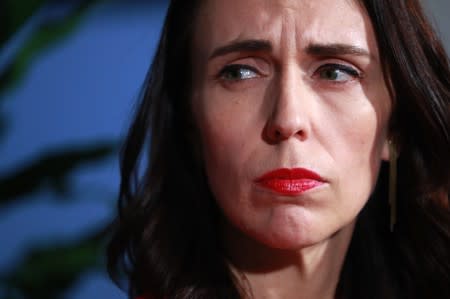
264 67 312 143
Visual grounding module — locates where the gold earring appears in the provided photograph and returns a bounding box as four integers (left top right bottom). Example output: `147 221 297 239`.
388 140 398 232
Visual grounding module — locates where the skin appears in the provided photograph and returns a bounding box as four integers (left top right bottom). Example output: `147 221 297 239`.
191 0 391 298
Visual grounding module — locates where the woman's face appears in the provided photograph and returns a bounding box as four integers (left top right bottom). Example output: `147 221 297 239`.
191 0 391 249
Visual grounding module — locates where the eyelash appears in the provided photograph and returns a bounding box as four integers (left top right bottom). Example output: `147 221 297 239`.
314 63 362 82
217 64 260 81
216 62 362 83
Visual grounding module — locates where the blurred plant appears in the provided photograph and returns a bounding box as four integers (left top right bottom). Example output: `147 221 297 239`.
1 0 48 46
0 226 110 299
0 0 96 144
1 0 95 95
0 1 120 299
0 143 116 204
0 141 117 299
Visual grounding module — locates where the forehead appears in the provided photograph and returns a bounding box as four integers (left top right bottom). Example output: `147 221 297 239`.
193 0 378 58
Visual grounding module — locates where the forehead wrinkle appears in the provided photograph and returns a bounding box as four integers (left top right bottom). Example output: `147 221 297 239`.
196 1 277 54
195 0 378 63
265 0 370 59
299 5 375 58
276 8 294 59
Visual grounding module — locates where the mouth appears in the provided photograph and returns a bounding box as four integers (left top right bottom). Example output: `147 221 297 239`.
254 168 326 196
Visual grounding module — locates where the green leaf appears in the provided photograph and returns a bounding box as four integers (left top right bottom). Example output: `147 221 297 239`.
1 225 110 299
0 141 117 203
0 1 97 95
0 0 48 46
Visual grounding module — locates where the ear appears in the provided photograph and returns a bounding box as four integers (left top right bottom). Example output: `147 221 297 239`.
381 138 390 161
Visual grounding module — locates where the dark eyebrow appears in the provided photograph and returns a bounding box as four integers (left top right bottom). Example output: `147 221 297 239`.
305 43 372 58
209 39 272 60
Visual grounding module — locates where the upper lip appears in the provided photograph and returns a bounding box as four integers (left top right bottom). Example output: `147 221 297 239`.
254 167 325 182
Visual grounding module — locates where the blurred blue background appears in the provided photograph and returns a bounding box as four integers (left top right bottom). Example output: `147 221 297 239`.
0 0 167 298
0 0 448 298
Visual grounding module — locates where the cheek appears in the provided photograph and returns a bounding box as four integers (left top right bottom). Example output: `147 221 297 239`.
194 103 248 201
197 109 245 170
193 86 265 185
326 95 391 203
341 111 381 164
193 90 270 240
197 116 260 242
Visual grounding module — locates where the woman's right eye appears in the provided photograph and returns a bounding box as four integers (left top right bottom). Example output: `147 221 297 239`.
218 64 259 81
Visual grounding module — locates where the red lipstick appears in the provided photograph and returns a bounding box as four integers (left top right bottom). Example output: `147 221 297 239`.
254 168 325 196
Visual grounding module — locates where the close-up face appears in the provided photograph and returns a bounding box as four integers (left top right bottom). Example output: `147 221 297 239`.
191 0 392 249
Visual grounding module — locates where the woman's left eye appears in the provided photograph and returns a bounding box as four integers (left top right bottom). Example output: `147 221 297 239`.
218 64 259 81
315 63 361 83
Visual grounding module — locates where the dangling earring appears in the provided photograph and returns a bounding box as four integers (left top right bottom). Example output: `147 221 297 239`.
388 140 398 232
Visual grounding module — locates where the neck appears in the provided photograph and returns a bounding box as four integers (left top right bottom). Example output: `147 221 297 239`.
223 222 355 299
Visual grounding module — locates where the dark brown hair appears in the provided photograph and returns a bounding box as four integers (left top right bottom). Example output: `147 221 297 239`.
107 0 450 298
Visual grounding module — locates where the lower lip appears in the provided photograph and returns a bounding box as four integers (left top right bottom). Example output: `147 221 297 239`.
256 179 324 196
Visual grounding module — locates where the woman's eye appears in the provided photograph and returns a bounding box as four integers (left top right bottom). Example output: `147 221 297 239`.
316 64 361 83
218 64 259 81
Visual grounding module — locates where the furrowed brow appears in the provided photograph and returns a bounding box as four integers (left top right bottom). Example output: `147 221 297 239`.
306 43 372 59
209 39 272 60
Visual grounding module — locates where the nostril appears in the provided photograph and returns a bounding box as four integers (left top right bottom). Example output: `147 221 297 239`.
274 129 282 138
263 123 308 144
264 125 290 143
297 129 307 141
271 127 286 142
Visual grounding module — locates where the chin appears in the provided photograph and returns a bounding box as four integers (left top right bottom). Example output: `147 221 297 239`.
246 210 332 250
257 227 326 250
252 207 357 251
